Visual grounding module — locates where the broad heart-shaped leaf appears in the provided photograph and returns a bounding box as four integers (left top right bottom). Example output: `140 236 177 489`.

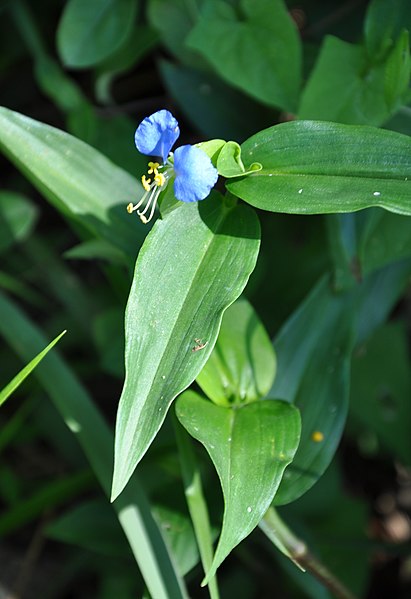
176 391 301 582
111 193 260 501
186 0 301 112
227 120 411 215
270 277 356 505
57 0 137 68
0 107 145 257
196 298 276 406
298 36 409 126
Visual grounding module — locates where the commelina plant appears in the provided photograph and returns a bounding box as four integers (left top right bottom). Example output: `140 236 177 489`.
0 92 410 597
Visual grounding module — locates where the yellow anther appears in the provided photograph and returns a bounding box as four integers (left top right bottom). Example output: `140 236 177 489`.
154 172 166 187
126 202 134 213
142 175 152 191
311 431 324 443
148 161 160 174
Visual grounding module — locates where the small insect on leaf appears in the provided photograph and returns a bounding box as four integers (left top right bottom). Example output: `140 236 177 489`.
192 338 208 352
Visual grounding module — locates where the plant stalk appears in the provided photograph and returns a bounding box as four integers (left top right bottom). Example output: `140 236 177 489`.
261 507 359 599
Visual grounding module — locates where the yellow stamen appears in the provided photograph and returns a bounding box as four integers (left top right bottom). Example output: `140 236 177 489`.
142 175 151 191
128 162 170 223
311 431 324 443
154 172 166 187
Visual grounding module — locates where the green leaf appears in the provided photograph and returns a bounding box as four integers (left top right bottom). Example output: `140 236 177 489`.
355 257 411 343
187 0 301 112
326 212 366 291
226 120 411 215
0 330 66 407
216 141 262 178
360 211 411 274
350 322 411 465
96 26 158 104
271 278 356 505
327 208 411 290
196 298 276 406
298 36 401 126
47 499 130 557
0 191 38 254
112 193 260 500
365 0 411 59
0 107 146 257
196 139 226 165
272 259 411 504
64 239 126 264
147 0 207 68
384 30 411 112
57 0 137 68
176 391 301 582
48 498 199 575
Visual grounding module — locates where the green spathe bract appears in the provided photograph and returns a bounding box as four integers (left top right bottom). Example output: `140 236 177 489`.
111 193 260 501
227 120 411 215
196 298 276 406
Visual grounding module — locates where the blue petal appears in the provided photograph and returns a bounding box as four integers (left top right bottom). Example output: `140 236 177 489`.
173 145 219 203
134 110 180 163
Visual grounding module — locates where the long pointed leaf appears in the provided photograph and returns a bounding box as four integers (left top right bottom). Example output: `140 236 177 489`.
112 194 260 500
0 106 145 256
227 121 411 215
0 330 66 407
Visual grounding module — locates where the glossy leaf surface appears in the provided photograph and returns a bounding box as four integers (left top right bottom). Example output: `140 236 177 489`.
196 298 276 405
112 194 260 500
227 120 411 215
176 391 301 581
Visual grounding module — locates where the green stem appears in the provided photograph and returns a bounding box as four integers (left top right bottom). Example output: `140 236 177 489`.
173 410 220 599
261 507 359 599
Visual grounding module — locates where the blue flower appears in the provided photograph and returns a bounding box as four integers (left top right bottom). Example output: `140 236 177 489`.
127 110 218 223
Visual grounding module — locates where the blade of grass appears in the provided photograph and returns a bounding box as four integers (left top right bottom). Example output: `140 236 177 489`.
0 290 188 599
0 330 66 407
